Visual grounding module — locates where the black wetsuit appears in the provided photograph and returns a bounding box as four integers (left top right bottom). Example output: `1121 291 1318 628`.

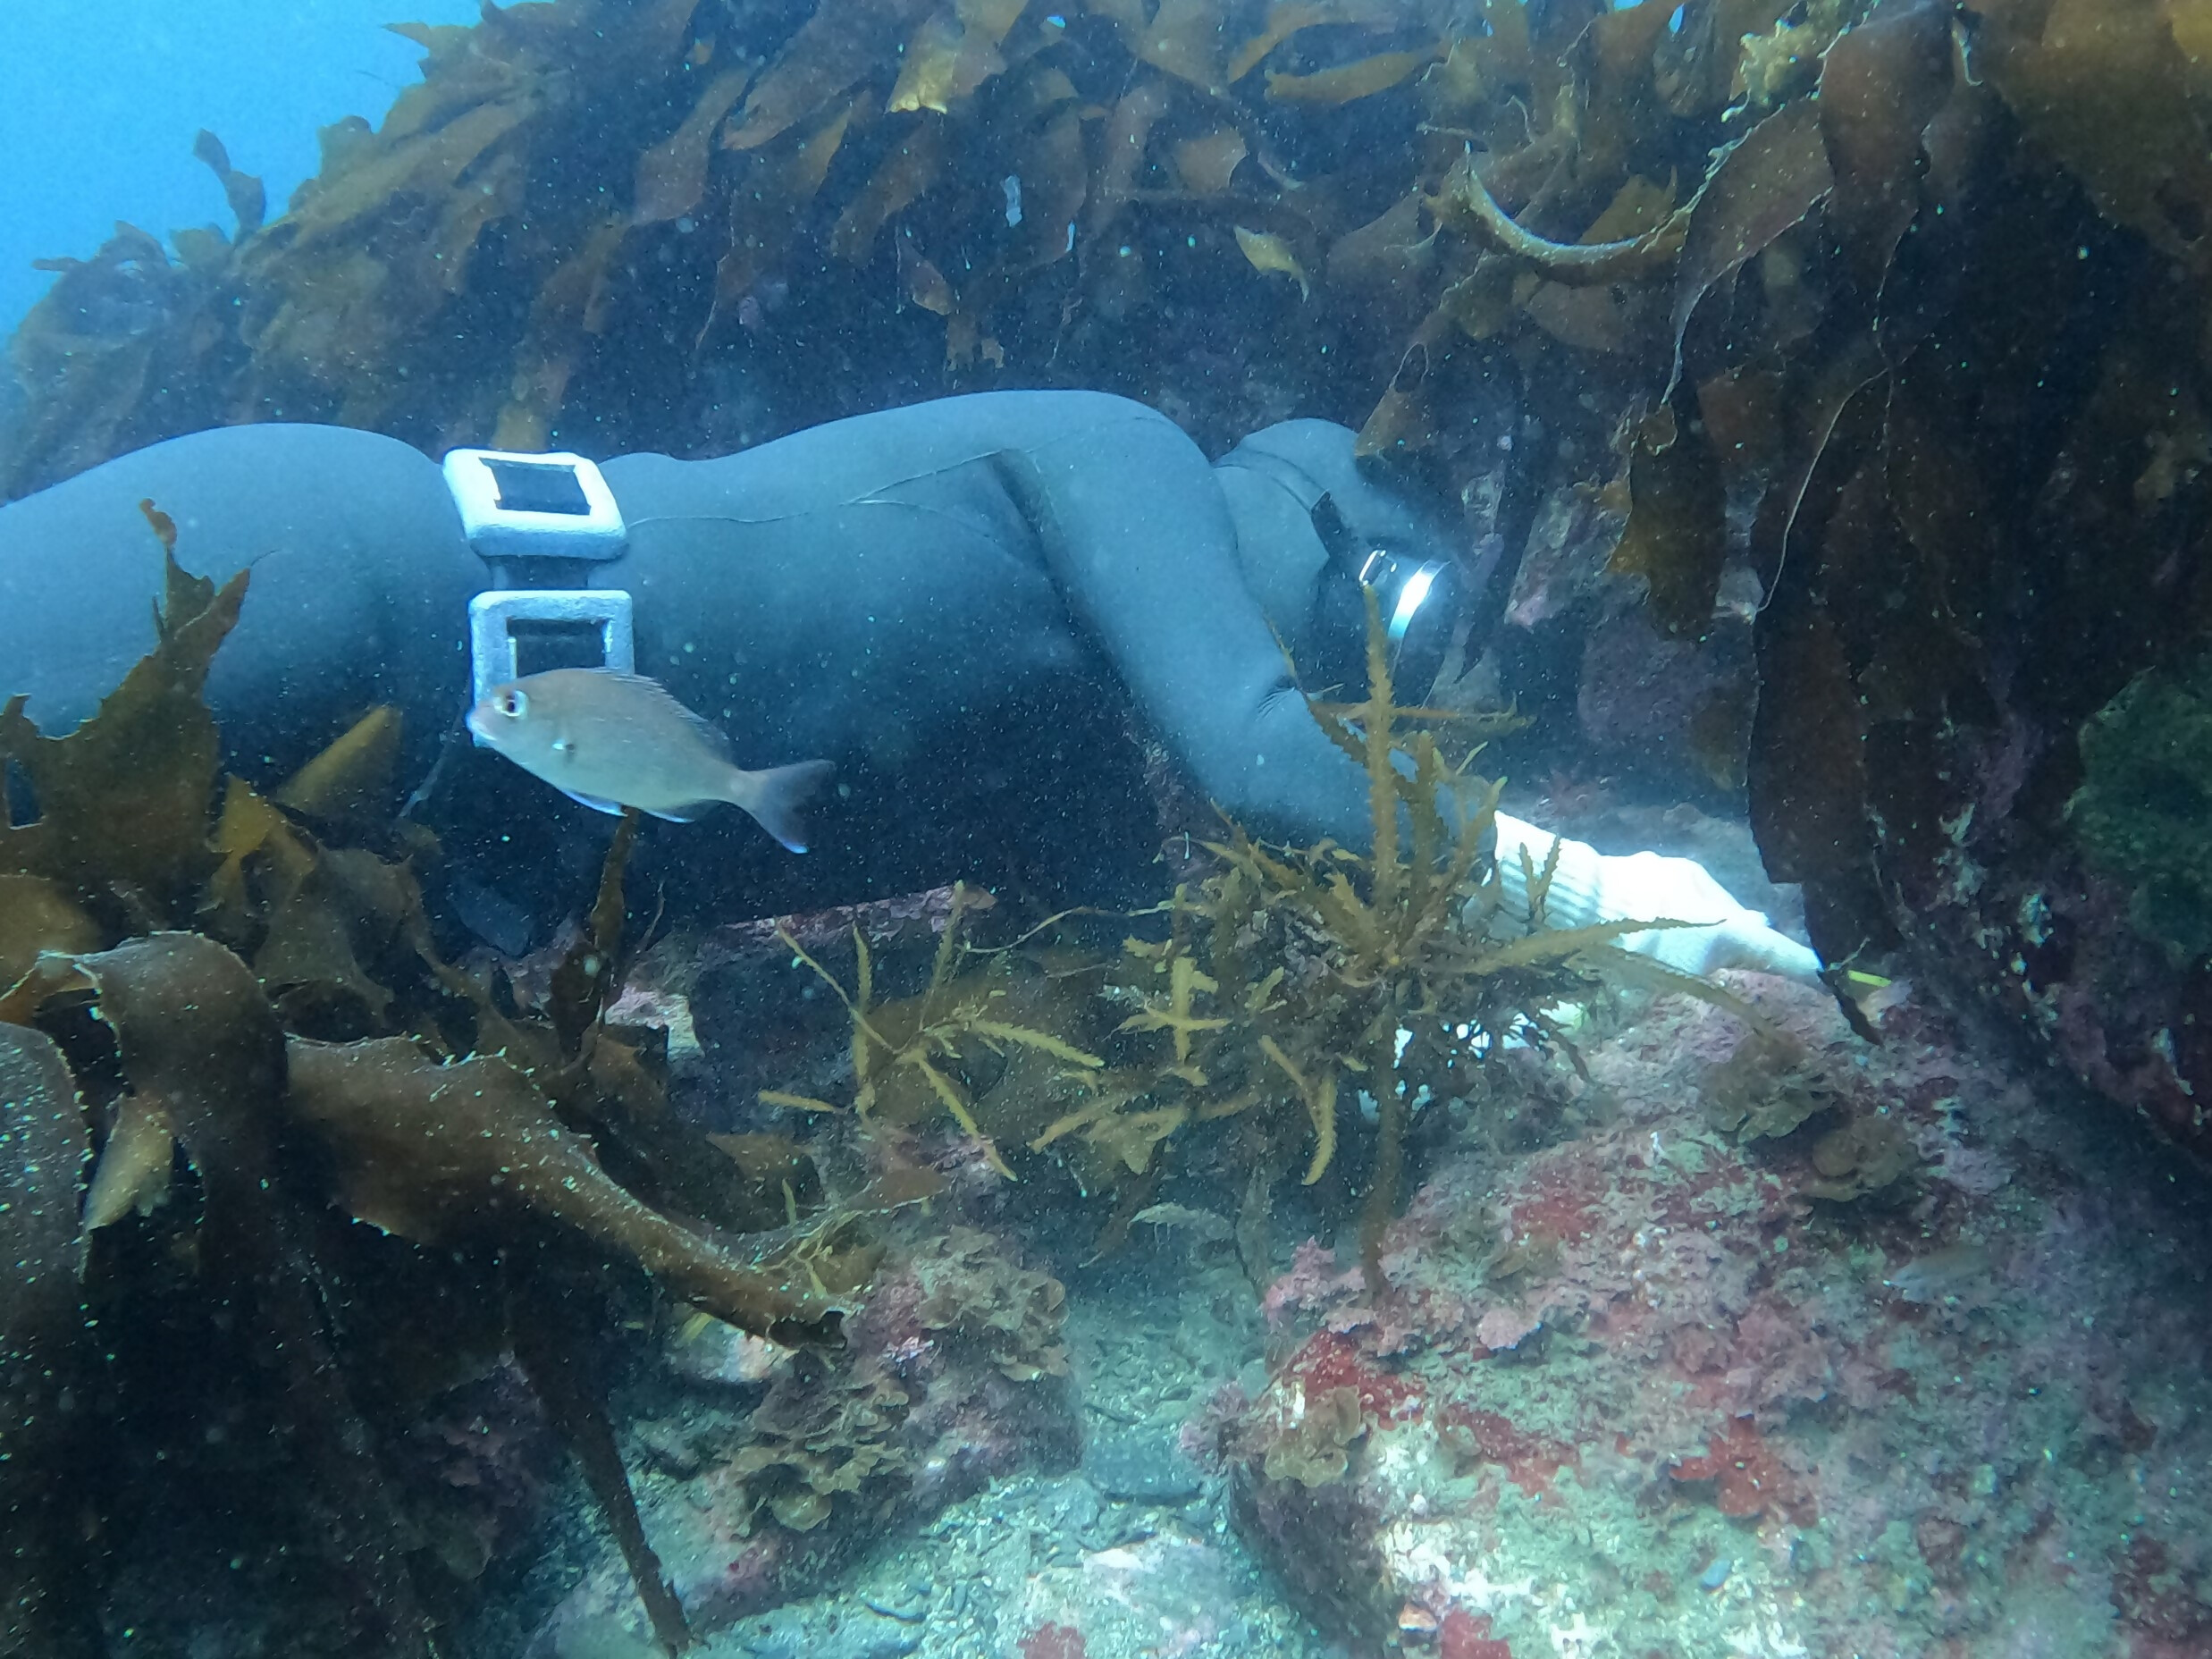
0 392 1468 930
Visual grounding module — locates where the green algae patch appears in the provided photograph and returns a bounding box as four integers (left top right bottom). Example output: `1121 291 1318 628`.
2070 653 2212 961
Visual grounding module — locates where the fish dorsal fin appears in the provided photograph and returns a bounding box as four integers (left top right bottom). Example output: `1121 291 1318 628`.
595 670 734 761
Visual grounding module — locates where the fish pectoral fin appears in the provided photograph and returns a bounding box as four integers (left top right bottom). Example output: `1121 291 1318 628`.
557 787 629 817
647 801 723 823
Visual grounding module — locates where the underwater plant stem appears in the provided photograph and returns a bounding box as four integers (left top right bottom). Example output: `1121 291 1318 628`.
551 807 641 1057
511 1284 695 1655
1441 155 1688 285
777 926 901 1065
1360 1065 1407 1300
1363 588 1401 922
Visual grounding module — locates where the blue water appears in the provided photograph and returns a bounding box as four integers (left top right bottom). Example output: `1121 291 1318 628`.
0 0 475 336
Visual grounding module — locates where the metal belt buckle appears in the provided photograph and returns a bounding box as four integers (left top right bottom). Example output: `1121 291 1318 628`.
444 448 635 727
467 589 635 711
443 447 627 563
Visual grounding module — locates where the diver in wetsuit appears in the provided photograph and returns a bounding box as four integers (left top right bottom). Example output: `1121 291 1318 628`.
0 391 1819 979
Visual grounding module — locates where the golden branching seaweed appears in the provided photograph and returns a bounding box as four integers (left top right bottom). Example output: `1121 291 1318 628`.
1097 591 1661 1292
776 881 1104 1175
781 594 1668 1293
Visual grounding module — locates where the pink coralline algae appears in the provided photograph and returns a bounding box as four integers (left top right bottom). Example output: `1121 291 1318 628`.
1019 1622 1087 1659
1215 968 2212 1659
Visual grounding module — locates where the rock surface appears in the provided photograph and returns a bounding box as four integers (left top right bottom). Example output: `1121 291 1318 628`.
1209 973 2212 1658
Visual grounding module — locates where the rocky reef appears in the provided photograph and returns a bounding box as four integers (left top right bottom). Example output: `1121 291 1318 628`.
9 0 2212 1652
1194 964 2212 1658
3 494 2209 1659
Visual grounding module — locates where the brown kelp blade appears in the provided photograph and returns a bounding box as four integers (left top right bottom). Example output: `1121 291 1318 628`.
284 1036 843 1345
71 932 287 1241
0 552 246 930
0 874 99 990
49 933 436 1654
0 1022 97 1657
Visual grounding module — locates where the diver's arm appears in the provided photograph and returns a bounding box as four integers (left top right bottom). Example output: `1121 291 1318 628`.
988 396 1377 850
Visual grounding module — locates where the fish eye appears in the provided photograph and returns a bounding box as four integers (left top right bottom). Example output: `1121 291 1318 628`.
495 688 527 718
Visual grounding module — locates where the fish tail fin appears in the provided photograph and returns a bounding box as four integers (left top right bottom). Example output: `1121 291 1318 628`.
731 759 835 854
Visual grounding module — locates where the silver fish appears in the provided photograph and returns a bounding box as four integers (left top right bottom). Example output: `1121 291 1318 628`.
1882 1242 1994 1305
466 668 832 853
